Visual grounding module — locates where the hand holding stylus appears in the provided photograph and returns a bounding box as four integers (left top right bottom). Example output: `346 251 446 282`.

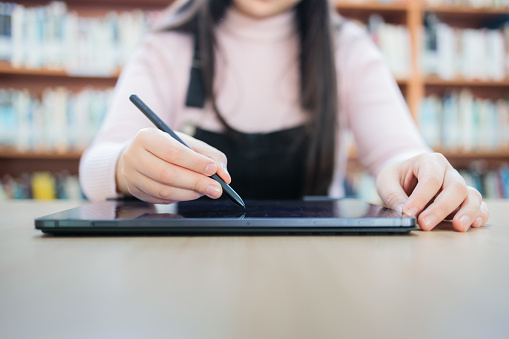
114 96 243 206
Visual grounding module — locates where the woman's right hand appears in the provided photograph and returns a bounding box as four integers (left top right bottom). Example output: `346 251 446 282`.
115 128 231 204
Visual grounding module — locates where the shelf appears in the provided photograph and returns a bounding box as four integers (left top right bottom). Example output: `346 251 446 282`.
0 149 82 176
0 150 82 160
440 150 509 168
335 1 408 12
424 76 509 87
349 148 509 161
0 62 120 80
440 151 509 159
424 4 509 26
425 5 509 16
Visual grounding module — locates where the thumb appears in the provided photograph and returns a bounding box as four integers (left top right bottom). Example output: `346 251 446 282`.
376 173 409 214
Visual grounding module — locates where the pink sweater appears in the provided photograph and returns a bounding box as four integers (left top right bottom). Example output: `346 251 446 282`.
79 7 430 201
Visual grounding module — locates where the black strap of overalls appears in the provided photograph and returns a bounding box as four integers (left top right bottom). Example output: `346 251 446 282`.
185 32 206 108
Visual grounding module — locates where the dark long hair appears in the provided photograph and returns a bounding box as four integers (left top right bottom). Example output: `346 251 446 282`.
161 0 339 196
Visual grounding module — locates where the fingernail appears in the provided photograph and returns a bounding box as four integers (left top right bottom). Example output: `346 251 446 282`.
405 207 418 217
422 214 437 230
206 185 221 198
205 164 217 176
476 217 483 227
459 215 471 231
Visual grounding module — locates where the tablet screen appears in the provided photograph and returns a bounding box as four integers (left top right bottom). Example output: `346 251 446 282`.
38 199 407 221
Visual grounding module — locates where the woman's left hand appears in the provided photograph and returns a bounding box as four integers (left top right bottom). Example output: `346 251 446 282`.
376 152 489 232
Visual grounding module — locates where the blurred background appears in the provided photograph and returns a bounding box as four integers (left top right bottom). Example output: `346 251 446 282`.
0 0 508 201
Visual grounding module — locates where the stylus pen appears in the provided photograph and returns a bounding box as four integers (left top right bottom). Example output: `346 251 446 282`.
129 94 246 208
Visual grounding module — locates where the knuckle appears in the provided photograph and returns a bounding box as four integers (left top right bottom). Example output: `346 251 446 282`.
135 128 151 143
481 201 490 217
157 186 173 200
451 168 466 183
432 152 448 164
467 186 482 201
416 152 427 161
217 151 228 165
193 177 204 193
432 204 449 219
166 143 184 161
158 166 174 183
427 174 443 189
384 192 404 207
193 176 214 194
450 179 468 198
193 180 200 193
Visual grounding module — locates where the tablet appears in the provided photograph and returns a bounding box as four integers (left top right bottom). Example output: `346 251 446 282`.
35 199 417 235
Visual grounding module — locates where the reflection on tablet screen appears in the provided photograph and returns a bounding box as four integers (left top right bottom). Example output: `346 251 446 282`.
130 199 401 220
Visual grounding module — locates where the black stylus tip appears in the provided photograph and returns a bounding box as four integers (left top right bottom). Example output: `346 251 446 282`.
237 198 246 209
231 190 246 209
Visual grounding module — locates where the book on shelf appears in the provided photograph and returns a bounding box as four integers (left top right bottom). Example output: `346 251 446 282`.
422 12 509 81
1 171 83 200
0 2 14 61
345 13 410 79
0 87 112 153
367 14 410 79
0 1 159 75
419 89 509 152
460 164 509 199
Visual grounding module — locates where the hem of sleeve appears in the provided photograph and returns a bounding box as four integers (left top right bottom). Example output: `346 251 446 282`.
79 142 127 201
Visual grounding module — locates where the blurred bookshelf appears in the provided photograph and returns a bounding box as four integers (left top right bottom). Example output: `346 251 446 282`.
1 0 509 199
336 0 509 200
0 0 170 199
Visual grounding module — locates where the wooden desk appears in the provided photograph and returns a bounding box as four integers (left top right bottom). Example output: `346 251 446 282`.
0 200 508 339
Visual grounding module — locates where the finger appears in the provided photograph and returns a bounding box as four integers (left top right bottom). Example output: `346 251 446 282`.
416 169 468 231
128 159 223 200
127 185 179 204
403 157 447 217
376 165 409 214
472 201 489 228
179 132 231 184
138 128 220 178
131 150 222 197
450 186 483 232
128 169 215 202
122 173 191 204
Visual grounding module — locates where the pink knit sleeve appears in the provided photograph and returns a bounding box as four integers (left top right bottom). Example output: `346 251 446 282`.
79 32 183 201
337 22 431 176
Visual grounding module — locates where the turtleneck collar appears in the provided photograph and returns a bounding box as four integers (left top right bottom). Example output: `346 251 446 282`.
218 5 297 42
